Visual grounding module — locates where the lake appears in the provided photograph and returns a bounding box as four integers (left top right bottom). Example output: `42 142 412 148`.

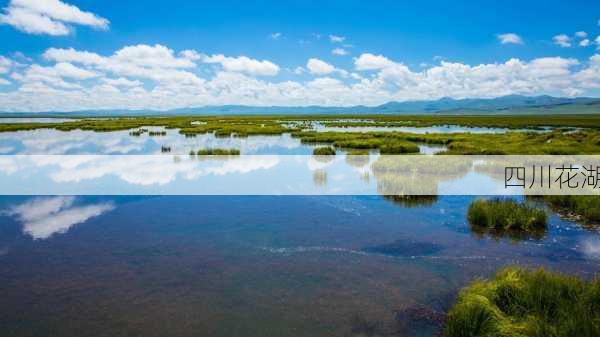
0 195 598 336
0 123 598 337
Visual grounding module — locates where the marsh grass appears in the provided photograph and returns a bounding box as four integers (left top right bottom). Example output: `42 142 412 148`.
444 266 600 337
312 147 336 155
194 148 241 155
539 196 600 224
1 115 599 154
467 199 547 241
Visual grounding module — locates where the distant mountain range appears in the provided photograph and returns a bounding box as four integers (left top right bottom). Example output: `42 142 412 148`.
1 95 600 117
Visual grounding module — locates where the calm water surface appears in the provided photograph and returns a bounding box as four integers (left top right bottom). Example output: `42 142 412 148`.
0 195 598 337
0 123 598 336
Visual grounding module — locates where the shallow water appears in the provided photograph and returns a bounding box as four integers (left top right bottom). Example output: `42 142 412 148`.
0 124 598 336
0 195 598 337
0 128 314 155
314 124 549 134
0 127 450 155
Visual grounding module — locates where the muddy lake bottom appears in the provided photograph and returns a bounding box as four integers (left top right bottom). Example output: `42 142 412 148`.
0 195 598 337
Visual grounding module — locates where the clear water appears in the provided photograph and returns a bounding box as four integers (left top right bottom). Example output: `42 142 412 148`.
0 128 448 155
0 125 598 337
0 195 598 337
0 128 314 155
314 124 549 134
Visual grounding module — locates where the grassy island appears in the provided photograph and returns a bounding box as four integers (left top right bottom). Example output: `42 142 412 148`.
539 196 600 224
312 146 336 155
444 267 600 337
192 148 241 155
467 199 547 240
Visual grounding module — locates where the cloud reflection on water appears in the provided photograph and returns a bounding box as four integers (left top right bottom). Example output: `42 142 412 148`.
6 196 114 240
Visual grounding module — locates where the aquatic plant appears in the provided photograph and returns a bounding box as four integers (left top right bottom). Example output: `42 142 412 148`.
383 195 438 208
160 146 171 153
195 148 240 155
467 199 547 236
313 146 336 155
444 266 600 337
539 195 600 224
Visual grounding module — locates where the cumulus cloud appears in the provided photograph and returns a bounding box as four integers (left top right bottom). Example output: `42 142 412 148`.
0 46 599 111
580 39 590 47
553 34 572 47
307 58 336 75
575 31 588 38
43 44 204 86
6 196 114 239
332 48 348 56
202 54 280 76
497 33 524 45
0 0 109 36
270 32 282 40
354 53 397 70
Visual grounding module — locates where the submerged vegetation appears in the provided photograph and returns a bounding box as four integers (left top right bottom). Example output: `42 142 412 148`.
444 266 600 337
468 199 547 240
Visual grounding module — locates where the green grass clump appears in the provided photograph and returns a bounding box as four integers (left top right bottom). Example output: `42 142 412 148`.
540 196 600 223
467 199 547 240
444 266 600 337
195 148 240 155
313 146 336 155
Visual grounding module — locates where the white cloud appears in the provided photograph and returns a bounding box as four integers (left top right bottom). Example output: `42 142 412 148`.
553 34 571 47
53 62 99 79
270 32 282 40
1 45 600 111
6 196 114 239
202 54 280 76
354 53 396 70
43 45 204 85
596 35 600 48
179 49 202 61
307 58 336 75
292 66 305 75
0 0 109 36
102 77 142 87
332 48 348 56
580 39 590 47
0 78 10 85
0 56 13 74
329 34 345 43
497 33 524 45
575 31 588 38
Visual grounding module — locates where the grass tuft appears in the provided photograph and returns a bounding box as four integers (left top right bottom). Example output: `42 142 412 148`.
195 148 240 155
444 267 600 337
468 199 547 237
313 146 336 155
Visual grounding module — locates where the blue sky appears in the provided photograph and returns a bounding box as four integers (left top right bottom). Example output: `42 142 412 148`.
0 0 599 111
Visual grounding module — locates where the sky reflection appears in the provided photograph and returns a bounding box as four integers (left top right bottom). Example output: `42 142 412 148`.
4 196 114 239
